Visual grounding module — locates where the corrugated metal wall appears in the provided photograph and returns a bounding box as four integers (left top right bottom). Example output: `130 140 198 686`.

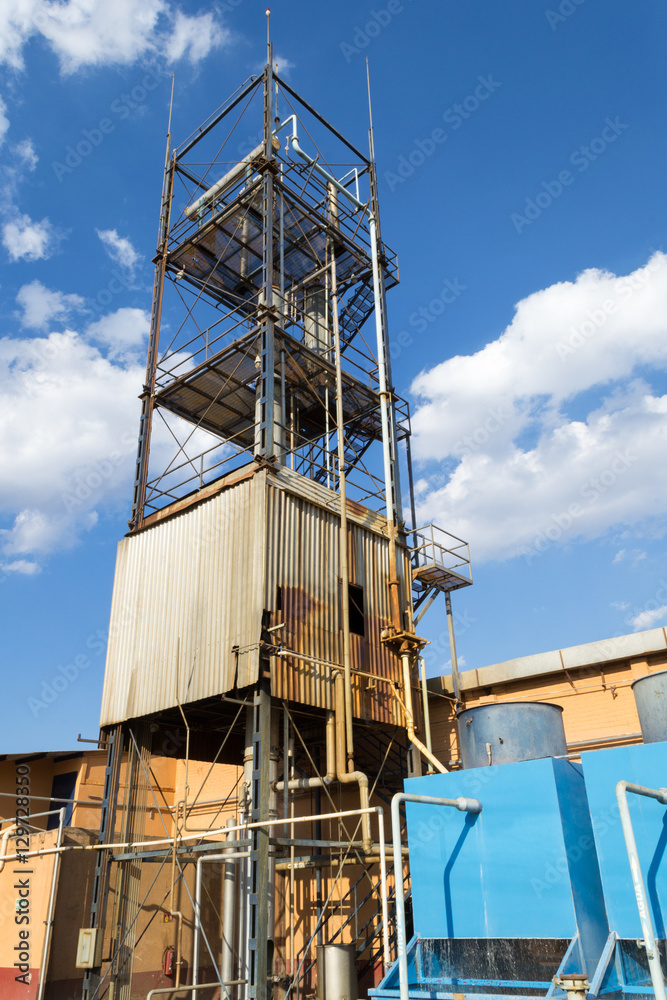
101 464 410 727
267 468 407 725
100 474 265 726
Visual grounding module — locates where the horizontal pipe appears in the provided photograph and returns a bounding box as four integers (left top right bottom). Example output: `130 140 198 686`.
274 712 335 793
2 806 383 863
184 136 279 218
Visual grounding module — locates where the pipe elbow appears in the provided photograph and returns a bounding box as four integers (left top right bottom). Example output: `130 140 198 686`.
455 797 482 814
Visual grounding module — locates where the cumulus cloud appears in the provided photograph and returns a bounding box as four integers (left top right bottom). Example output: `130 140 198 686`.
164 9 227 64
0 558 41 577
86 306 150 358
2 213 58 261
628 605 667 632
13 138 37 171
0 95 8 145
0 307 219 567
0 327 142 562
96 228 141 272
0 0 228 74
411 252 667 562
17 280 84 329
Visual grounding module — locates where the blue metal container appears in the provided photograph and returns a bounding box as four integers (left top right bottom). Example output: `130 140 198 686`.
580 740 667 940
632 670 667 744
402 757 608 977
458 701 567 768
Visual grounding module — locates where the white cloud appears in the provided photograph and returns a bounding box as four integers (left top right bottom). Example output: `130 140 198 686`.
273 55 295 76
164 9 227 64
17 280 84 329
411 252 667 562
13 138 37 171
0 95 9 145
0 310 217 566
0 327 143 560
628 604 667 632
96 228 141 272
2 213 57 261
86 306 150 358
612 547 646 567
0 0 229 74
0 558 41 576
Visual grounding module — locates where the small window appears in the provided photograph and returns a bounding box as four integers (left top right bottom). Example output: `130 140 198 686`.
48 771 77 829
348 584 365 637
276 585 283 613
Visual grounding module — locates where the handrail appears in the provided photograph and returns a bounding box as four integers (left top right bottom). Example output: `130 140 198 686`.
391 792 482 1000
616 780 667 1000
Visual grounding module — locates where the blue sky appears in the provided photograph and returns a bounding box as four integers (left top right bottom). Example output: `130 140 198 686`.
2 1 667 751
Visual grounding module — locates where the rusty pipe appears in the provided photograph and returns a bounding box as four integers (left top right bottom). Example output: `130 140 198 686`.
401 653 448 774
330 238 356 769
334 673 372 852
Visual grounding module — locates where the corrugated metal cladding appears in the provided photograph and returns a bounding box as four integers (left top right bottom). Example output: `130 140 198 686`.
100 462 410 727
266 467 409 726
100 474 265 726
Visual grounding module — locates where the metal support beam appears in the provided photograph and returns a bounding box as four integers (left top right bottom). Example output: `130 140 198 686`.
81 726 123 1000
248 680 273 1000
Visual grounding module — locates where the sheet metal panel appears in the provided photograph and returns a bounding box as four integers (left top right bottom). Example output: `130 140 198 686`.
405 759 608 961
581 740 667 939
266 474 406 725
100 474 265 726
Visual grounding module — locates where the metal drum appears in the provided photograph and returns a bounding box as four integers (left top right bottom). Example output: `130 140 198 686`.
458 701 567 768
632 670 667 743
316 944 358 1000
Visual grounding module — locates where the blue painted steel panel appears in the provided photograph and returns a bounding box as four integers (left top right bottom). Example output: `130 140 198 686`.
580 740 667 940
404 758 608 956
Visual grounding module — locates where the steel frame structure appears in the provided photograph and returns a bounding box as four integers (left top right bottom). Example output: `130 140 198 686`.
83 54 472 1000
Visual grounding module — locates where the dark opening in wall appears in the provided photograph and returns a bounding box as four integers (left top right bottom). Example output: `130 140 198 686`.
48 771 77 829
348 584 365 636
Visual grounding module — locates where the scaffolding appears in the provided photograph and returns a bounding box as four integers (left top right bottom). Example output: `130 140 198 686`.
76 51 472 1000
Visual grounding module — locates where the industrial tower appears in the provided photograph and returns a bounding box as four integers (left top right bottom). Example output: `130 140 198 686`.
83 55 471 1000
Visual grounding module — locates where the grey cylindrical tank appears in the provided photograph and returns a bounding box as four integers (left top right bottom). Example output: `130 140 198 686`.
632 670 667 744
316 944 358 1000
458 701 567 768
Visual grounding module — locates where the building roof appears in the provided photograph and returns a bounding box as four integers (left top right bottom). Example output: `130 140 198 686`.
430 626 667 696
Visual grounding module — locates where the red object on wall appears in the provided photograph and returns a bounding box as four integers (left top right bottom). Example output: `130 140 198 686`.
162 947 176 977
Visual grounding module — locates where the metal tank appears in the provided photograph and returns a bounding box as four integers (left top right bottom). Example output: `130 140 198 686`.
632 670 667 743
316 944 358 1000
458 701 567 768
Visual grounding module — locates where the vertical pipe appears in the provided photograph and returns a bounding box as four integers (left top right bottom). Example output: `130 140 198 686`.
282 708 289 837
401 653 447 775
419 658 434 772
315 784 323 947
616 782 667 1000
391 793 482 1000
329 202 355 771
193 860 202 1000
289 735 295 978
222 817 238 992
37 807 65 1000
238 709 254 1000
445 592 461 707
